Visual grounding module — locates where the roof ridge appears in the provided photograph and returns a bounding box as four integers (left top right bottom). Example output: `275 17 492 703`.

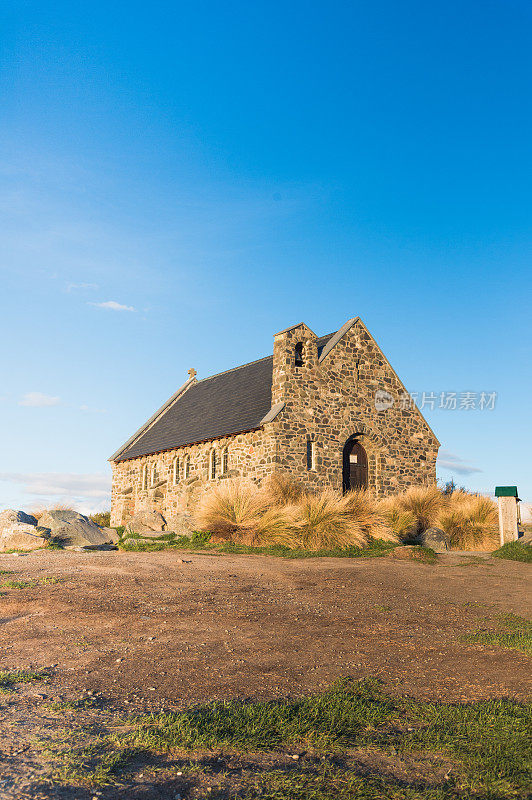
195 330 338 384
195 353 273 384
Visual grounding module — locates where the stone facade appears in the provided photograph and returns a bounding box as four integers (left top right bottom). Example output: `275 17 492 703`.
110 318 439 527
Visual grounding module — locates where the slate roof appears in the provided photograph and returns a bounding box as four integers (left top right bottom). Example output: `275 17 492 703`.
112 333 335 462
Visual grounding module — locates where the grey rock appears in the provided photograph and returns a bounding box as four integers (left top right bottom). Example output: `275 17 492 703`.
164 512 195 537
0 526 48 551
421 527 449 552
102 527 120 543
0 509 38 529
518 531 532 545
38 509 116 548
125 510 166 538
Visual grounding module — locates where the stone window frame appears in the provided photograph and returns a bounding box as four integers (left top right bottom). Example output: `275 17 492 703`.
140 463 148 491
306 437 316 471
221 447 229 475
209 448 217 480
150 463 158 487
172 456 180 485
183 454 190 480
294 341 304 367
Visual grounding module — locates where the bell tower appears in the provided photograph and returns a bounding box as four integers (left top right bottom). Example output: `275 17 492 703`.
272 322 318 405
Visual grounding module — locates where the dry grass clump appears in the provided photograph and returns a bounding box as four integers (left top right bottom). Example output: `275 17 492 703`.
262 473 305 506
195 480 397 550
378 485 443 541
280 490 369 550
437 492 498 550
344 490 398 542
195 480 290 545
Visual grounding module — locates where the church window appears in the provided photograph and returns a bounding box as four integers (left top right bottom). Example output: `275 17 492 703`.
295 342 304 367
306 438 316 470
209 449 217 480
173 457 180 484
183 455 190 479
221 447 229 474
141 464 148 490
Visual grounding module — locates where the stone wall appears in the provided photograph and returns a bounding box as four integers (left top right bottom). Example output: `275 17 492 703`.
268 319 438 495
110 318 439 526
110 428 276 527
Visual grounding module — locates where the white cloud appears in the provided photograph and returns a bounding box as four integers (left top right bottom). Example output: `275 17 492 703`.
0 472 111 515
89 300 136 312
437 449 482 475
66 282 99 292
19 392 61 407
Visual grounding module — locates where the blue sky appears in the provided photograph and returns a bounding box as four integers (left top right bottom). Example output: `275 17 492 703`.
1 0 531 512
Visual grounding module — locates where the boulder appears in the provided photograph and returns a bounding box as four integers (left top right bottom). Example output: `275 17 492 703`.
164 512 195 537
0 509 38 529
101 527 120 544
421 527 449 552
38 509 116 548
0 527 48 552
125 510 167 538
518 531 532 546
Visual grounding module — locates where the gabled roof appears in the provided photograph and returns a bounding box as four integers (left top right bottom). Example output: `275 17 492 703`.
111 333 335 462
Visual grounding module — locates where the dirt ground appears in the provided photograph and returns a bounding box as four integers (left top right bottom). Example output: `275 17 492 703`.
0 548 530 798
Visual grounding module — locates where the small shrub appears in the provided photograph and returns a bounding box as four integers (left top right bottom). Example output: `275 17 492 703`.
493 541 532 563
90 511 111 527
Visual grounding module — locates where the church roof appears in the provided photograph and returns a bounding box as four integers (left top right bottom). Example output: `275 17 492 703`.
111 333 335 462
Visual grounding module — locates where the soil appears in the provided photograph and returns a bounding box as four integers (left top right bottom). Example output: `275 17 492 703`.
0 548 530 798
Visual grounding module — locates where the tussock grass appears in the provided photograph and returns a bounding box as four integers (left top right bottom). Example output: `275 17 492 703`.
196 480 291 544
195 480 397 551
438 492 498 550
493 541 532 562
262 473 305 505
279 491 369 550
379 485 443 540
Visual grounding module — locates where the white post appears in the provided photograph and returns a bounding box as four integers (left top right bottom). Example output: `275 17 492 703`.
497 495 519 546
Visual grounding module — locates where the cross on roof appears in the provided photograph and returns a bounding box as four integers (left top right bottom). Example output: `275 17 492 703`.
188 368 197 379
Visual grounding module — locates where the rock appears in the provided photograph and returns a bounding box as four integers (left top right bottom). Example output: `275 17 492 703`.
421 527 449 552
38 509 116 548
0 527 48 552
124 510 166 537
0 509 38 529
102 527 120 543
164 512 195 537
518 531 532 545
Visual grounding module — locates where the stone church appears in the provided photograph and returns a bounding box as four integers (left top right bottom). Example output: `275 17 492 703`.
110 317 439 526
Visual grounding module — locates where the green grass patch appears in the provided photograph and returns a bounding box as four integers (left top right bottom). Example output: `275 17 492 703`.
0 668 47 692
36 678 532 797
1 579 37 589
118 531 396 559
493 541 532 563
0 576 63 589
464 613 532 655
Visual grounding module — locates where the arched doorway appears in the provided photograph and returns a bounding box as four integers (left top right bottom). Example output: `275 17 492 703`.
342 437 368 492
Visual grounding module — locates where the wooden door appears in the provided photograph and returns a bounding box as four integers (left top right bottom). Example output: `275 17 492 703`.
346 441 368 490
